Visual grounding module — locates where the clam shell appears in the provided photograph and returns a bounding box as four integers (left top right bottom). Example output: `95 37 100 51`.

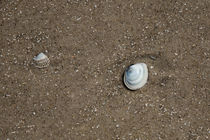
124 63 148 90
33 53 50 68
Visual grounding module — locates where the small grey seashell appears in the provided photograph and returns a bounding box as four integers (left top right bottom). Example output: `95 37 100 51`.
124 63 148 90
33 53 50 68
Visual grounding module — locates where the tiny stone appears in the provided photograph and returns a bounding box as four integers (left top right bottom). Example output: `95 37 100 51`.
149 55 157 60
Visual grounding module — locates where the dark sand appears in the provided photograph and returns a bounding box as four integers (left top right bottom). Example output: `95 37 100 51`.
0 0 209 139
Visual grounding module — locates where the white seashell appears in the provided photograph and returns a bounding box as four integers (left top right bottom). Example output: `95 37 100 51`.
33 53 50 68
124 63 148 90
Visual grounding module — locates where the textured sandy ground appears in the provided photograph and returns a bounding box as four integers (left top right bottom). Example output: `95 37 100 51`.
0 0 210 140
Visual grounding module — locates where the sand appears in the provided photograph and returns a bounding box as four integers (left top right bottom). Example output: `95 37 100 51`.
0 0 209 139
